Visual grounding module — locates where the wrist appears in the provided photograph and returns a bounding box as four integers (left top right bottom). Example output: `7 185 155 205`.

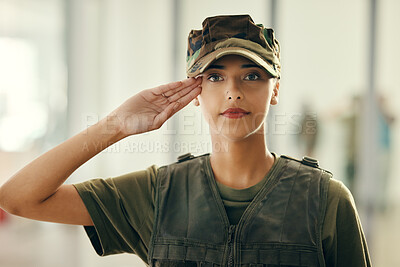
97 114 127 142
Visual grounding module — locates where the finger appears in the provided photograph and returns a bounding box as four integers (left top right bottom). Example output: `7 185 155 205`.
167 80 202 103
158 77 201 97
164 77 201 97
152 80 183 96
152 85 201 129
171 86 202 112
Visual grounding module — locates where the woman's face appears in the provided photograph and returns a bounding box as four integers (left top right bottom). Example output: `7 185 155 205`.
196 55 279 141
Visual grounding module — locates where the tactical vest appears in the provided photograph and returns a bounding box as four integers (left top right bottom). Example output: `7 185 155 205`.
148 154 332 267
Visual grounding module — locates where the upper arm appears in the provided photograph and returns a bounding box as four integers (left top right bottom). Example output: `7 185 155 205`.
70 167 158 258
14 184 93 226
323 179 371 267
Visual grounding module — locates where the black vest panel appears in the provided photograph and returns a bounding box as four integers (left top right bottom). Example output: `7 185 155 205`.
148 154 331 267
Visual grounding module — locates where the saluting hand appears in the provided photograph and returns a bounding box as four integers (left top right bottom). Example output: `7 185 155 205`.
108 77 202 137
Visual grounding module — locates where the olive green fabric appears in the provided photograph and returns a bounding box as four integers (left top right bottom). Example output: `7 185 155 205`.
73 155 371 267
216 177 265 226
148 155 329 266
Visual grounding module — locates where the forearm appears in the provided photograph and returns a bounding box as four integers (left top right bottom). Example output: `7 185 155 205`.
0 115 126 213
0 77 201 217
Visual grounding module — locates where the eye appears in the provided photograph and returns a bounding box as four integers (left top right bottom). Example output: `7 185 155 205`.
244 73 260 81
207 74 224 82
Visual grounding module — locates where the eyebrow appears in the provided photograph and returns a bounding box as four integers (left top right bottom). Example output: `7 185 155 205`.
206 64 262 70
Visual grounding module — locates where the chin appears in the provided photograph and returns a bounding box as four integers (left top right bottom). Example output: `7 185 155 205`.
209 121 266 141
217 129 263 142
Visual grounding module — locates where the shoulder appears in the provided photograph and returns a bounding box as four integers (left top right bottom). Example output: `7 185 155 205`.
324 178 361 241
74 165 159 197
154 153 211 189
158 153 209 172
323 179 371 266
278 154 350 203
279 155 333 182
327 179 350 198
327 178 357 213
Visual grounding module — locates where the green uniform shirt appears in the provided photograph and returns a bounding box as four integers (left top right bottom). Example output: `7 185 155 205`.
73 155 371 267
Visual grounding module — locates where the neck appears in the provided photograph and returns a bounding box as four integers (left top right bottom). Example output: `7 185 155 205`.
209 131 275 189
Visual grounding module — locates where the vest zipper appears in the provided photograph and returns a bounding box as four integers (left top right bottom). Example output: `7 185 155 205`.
227 225 236 267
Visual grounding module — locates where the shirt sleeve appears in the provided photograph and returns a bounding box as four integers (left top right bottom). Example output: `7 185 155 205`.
73 165 157 264
322 179 372 267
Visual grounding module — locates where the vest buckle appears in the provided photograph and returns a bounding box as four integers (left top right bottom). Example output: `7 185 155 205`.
177 153 194 162
301 156 319 168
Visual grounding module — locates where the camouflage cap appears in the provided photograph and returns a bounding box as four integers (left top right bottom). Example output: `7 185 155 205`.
186 14 281 78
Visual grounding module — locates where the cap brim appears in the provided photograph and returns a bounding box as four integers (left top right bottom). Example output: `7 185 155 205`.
187 47 279 78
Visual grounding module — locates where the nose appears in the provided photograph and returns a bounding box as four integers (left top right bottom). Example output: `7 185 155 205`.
226 79 244 100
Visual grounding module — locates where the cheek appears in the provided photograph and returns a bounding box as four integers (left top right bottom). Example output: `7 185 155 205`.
249 93 270 110
198 86 220 106
198 93 221 124
200 102 214 115
198 96 212 115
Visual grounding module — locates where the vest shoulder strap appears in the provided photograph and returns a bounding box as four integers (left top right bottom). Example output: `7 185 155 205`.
176 153 210 163
281 154 333 176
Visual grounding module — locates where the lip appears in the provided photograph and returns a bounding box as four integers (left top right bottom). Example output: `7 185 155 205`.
221 108 250 119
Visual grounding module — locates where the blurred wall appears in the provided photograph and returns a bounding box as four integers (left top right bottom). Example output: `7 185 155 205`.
1 0 399 266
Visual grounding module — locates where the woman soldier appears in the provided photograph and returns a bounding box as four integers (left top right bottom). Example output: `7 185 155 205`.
0 15 371 267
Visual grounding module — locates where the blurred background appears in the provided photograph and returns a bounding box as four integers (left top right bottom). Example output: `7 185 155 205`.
0 0 399 266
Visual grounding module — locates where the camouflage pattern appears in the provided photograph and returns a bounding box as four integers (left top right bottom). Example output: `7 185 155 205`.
186 15 281 78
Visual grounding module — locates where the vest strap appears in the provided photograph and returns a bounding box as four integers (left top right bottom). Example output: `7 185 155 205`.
241 249 318 266
153 244 224 265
